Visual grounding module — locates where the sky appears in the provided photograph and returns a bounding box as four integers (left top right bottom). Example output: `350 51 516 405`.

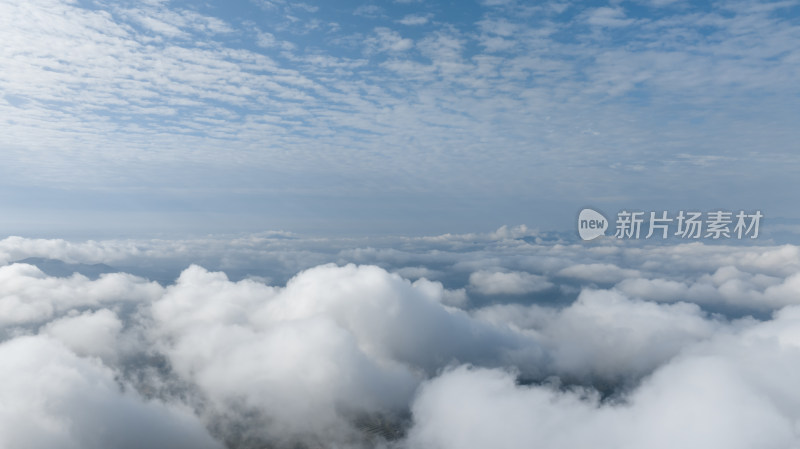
5 2 800 447
2 0 799 237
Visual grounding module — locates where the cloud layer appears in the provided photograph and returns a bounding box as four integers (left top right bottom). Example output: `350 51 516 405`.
1 0 799 233
2 232 800 447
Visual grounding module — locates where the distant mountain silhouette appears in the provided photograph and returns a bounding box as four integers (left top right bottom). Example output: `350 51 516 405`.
12 257 117 279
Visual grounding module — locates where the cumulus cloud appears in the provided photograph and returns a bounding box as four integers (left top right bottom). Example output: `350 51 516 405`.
616 264 800 311
2 234 800 447
141 263 545 445
0 263 162 328
538 289 721 382
40 309 123 361
0 335 221 449
406 304 800 449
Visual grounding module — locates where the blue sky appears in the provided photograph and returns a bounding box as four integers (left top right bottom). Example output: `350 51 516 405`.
1 0 799 237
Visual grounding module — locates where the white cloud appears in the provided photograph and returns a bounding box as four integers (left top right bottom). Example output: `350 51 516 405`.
119 3 234 38
147 263 539 443
418 29 465 67
398 14 431 26
0 0 798 211
41 309 123 361
353 4 384 18
616 264 800 310
1 234 800 446
469 270 553 295
392 265 441 280
478 18 519 37
407 304 800 448
479 35 518 52
255 30 278 47
292 2 319 13
0 335 222 449
0 263 162 328
541 289 720 381
557 263 641 284
482 0 516 6
0 236 137 265
636 0 685 6
488 224 536 240
366 27 414 53
585 7 636 27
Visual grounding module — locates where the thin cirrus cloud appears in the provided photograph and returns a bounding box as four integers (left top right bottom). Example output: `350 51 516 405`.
1 0 799 233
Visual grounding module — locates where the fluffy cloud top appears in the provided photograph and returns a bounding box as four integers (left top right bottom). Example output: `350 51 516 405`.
408 305 800 449
0 263 162 328
1 234 800 447
0 335 221 449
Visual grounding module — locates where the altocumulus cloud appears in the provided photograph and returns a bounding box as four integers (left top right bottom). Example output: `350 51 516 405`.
2 0 800 234
1 232 800 447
